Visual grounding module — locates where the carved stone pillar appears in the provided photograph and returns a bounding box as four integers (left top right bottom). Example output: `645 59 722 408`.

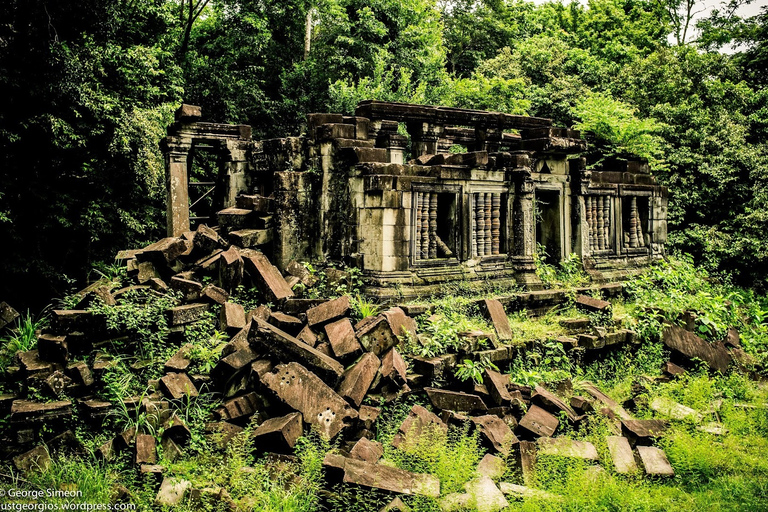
491 193 501 255
163 138 192 237
428 193 438 259
476 193 486 257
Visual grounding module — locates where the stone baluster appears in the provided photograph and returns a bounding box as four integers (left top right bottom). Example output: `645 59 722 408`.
628 196 639 248
603 197 611 250
421 192 430 259
470 194 475 257
484 193 492 256
590 197 598 251
491 193 501 255
429 193 438 259
585 197 593 252
597 196 605 251
476 193 485 257
415 193 423 259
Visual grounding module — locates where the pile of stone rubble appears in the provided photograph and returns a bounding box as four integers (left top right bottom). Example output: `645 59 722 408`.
0 220 748 509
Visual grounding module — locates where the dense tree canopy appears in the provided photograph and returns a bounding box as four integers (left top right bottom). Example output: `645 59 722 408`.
1 0 767 308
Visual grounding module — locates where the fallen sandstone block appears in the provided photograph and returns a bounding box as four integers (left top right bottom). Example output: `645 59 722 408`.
306 296 351 327
637 446 674 477
337 352 380 407
662 324 731 373
536 437 599 460
426 388 488 413
606 436 637 474
323 453 440 498
518 405 559 438
253 412 303 452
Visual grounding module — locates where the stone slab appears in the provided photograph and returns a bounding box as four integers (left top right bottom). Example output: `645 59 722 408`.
518 405 559 437
606 436 637 474
637 446 674 477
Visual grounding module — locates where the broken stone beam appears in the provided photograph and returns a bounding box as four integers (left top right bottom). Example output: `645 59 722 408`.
167 303 209 326
471 415 518 455
425 388 488 413
218 247 244 291
249 318 344 384
349 437 384 463
621 419 668 444
268 311 303 335
532 385 581 422
201 284 229 305
606 436 637 474
252 412 303 452
170 276 203 301
323 453 440 498
193 224 226 253
13 445 51 473
136 434 157 465
37 334 68 363
483 369 512 406
220 302 247 334
137 237 187 264
337 352 381 407
229 229 272 248
518 405 559 437
10 400 72 424
650 396 702 422
381 348 407 387
392 405 447 448
306 296 351 327
637 446 674 477
662 324 731 373
581 382 632 420
479 299 514 341
262 362 358 439
244 253 294 303
0 302 20 329
536 437 599 460
211 346 259 386
160 372 199 400
575 294 611 313
325 318 363 360
214 393 261 422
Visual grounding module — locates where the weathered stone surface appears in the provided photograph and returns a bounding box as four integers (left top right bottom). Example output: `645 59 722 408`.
17 350 53 377
164 344 192 373
479 299 513 341
135 434 157 465
477 454 506 480
325 318 363 360
220 302 247 333
392 405 447 448
323 453 440 498
536 437 599 460
606 436 637 474
262 362 358 438
37 334 68 363
382 307 418 337
464 476 509 512
229 228 272 248
472 415 517 454
663 361 686 378
582 382 632 420
249 318 344 383
13 445 51 473
349 437 384 463
483 369 512 406
11 400 72 423
244 252 294 302
211 347 259 385
380 497 412 512
193 224 227 253
253 412 303 452
46 370 71 396
170 276 203 301
356 315 399 355
662 324 731 373
268 311 303 335
306 296 351 327
575 294 611 313
167 303 209 326
637 446 674 477
381 347 407 386
66 361 94 387
214 393 261 422
439 493 472 511
155 477 192 507
498 483 562 501
0 301 20 329
201 284 229 305
358 405 381 430
532 385 580 422
297 325 318 347
138 237 187 264
160 372 199 400
218 246 244 291
426 388 488 413
338 352 381 407
621 419 669 443
650 397 702 422
518 405 559 437
516 441 537 485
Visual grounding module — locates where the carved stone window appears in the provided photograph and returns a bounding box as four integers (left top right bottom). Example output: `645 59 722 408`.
471 192 505 257
585 195 613 253
413 191 459 261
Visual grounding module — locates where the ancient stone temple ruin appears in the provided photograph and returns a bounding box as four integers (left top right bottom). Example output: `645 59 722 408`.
162 101 668 298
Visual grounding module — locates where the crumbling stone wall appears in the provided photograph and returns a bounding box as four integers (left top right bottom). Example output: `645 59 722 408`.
162 101 668 298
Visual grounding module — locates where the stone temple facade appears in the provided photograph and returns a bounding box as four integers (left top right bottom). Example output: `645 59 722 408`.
162 101 668 298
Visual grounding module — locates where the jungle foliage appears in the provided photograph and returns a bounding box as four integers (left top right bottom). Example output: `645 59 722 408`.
1 0 768 308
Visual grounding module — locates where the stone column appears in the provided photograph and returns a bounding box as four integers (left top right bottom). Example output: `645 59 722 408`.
513 178 536 259
407 122 444 157
474 126 503 153
163 138 192 237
